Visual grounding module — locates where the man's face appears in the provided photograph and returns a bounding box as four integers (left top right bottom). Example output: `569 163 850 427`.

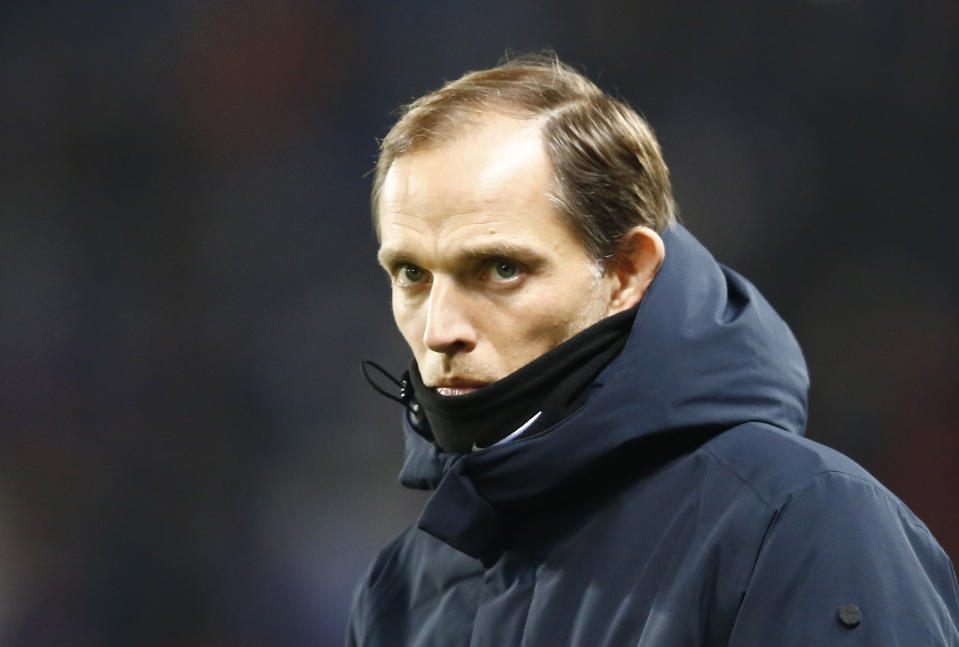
377 114 618 396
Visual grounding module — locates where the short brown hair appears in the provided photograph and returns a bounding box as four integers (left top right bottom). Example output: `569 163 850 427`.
371 54 676 262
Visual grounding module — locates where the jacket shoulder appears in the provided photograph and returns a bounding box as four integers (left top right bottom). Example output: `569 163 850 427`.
699 424 959 645
347 524 484 646
347 525 418 645
702 423 890 508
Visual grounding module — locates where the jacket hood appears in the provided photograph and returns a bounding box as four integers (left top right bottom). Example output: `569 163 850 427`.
399 223 809 561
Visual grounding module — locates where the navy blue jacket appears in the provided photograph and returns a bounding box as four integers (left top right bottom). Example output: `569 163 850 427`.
348 224 959 646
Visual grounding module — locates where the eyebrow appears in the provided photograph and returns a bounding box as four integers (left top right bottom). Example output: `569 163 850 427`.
458 241 543 263
376 247 413 270
377 240 545 271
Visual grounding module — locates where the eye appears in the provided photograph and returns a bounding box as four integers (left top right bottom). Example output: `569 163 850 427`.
493 260 518 279
395 263 430 287
404 265 424 282
481 258 525 284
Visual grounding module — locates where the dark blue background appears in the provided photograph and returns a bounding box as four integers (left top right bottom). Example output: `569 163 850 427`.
1 1 956 644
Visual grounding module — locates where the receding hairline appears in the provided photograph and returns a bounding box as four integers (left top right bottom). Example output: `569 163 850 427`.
372 57 605 222
372 55 677 260
373 104 582 240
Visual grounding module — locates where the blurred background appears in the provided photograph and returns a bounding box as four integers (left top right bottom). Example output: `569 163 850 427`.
1 0 956 644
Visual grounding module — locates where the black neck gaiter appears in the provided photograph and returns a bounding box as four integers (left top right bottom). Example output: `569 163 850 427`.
408 306 638 454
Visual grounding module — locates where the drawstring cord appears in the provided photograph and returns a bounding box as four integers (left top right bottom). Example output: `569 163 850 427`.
360 360 421 415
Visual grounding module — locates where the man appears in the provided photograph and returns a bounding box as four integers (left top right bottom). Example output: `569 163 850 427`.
349 56 959 646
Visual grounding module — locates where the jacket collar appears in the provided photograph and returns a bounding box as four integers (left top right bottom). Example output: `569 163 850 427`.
400 223 809 563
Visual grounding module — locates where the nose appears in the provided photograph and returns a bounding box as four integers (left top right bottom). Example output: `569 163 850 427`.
423 276 477 355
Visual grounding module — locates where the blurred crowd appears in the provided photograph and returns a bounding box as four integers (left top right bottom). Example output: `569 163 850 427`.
1 1 956 644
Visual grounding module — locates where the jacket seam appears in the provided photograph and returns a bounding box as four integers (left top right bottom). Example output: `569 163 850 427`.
699 441 775 508
700 436 934 543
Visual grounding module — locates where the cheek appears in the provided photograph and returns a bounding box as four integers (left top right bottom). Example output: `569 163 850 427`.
392 296 424 349
507 296 576 346
513 276 608 345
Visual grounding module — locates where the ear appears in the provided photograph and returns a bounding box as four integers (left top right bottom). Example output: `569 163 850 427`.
604 226 665 315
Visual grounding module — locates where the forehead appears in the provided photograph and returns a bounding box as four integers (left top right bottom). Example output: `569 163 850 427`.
385 115 547 204
377 114 575 247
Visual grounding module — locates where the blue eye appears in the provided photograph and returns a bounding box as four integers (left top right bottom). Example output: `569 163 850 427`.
494 261 518 279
